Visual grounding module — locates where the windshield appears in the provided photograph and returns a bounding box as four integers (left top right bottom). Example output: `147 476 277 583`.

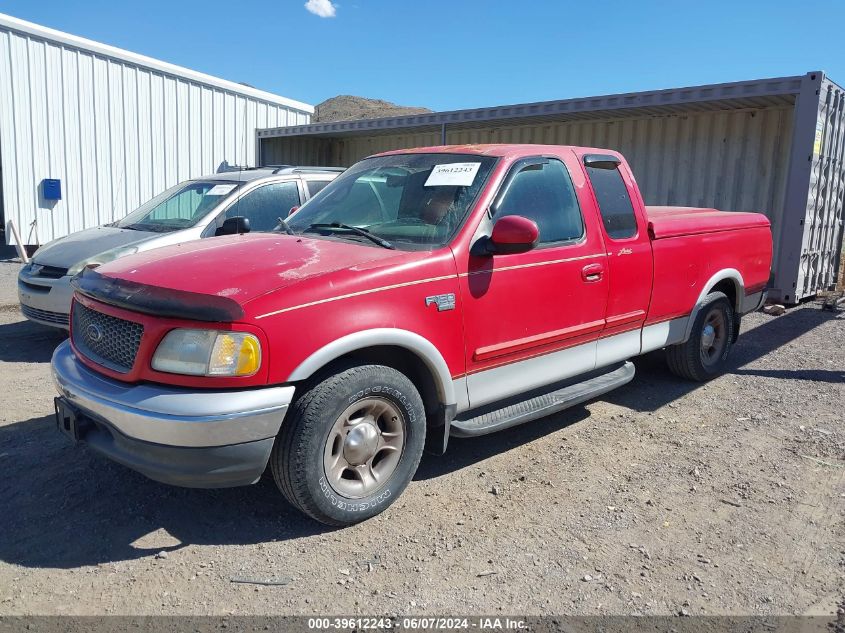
115 180 242 232
286 153 498 249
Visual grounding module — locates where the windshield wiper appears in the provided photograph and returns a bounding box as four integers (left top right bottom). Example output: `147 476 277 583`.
304 223 394 249
122 223 175 233
275 217 296 236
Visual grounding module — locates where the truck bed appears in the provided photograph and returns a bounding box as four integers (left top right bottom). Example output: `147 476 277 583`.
644 206 772 325
646 206 771 240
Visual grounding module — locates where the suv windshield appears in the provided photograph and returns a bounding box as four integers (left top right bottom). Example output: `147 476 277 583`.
286 153 498 249
115 181 242 232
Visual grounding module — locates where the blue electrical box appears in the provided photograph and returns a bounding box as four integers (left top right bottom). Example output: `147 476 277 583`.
42 178 62 201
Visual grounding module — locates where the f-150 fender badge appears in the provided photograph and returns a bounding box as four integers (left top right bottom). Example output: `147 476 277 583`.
425 293 456 312
617 248 633 256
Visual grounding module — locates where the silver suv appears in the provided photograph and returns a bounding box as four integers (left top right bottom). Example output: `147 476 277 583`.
18 166 341 328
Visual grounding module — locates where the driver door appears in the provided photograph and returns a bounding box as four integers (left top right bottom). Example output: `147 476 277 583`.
459 152 609 409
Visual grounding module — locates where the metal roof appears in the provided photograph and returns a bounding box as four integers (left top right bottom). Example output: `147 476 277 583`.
0 12 313 113
200 166 344 182
257 73 819 140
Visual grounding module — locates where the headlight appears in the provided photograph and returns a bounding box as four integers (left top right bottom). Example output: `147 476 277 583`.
68 245 139 276
152 329 261 377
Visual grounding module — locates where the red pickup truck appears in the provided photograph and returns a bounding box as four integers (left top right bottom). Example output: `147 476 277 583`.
51 144 772 526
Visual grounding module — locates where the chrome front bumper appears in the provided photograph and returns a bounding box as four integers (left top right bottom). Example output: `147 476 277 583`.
51 340 295 487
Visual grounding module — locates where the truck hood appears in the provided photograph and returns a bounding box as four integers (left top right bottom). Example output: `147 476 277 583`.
92 233 409 308
32 226 159 268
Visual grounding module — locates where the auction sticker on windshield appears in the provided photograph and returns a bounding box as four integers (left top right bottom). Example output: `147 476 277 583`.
424 163 481 187
206 184 238 196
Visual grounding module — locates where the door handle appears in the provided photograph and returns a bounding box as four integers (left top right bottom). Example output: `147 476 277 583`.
581 263 604 282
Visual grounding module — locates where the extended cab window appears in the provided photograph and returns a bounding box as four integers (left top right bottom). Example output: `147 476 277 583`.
494 159 583 245
585 165 638 239
225 181 301 232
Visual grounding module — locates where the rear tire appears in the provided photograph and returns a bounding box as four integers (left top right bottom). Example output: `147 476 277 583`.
271 364 426 526
666 291 735 382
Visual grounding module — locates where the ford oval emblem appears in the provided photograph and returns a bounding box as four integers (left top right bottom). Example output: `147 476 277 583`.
86 323 103 343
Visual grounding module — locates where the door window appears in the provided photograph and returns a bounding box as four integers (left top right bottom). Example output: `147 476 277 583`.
225 181 301 232
493 159 583 245
306 179 332 197
585 166 638 239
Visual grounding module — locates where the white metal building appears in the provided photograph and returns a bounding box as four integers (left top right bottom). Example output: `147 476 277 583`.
0 12 313 247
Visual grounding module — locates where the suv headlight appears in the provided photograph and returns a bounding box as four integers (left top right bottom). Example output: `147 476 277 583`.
68 245 139 276
152 329 261 377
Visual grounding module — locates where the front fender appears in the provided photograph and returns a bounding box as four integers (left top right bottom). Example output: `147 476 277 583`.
287 328 457 408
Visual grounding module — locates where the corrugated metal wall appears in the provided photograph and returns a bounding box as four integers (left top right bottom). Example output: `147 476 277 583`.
0 25 311 245
261 106 795 264
795 77 845 299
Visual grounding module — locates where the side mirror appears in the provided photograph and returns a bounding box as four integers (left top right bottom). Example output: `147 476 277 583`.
486 215 539 254
288 205 300 217
215 216 251 236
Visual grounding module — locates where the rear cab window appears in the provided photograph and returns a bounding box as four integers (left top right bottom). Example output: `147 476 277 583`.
584 161 638 240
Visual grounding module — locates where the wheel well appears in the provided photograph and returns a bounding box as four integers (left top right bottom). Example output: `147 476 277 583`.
710 278 739 312
312 346 443 421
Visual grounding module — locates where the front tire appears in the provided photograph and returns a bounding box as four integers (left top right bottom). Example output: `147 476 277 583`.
666 291 735 382
271 364 426 526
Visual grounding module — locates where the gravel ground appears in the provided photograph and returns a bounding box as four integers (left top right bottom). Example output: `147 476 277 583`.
0 258 21 308
0 260 842 616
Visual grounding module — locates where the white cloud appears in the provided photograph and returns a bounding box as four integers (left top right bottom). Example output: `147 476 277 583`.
305 0 337 18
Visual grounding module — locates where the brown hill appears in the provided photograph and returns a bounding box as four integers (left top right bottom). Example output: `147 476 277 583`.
312 95 432 123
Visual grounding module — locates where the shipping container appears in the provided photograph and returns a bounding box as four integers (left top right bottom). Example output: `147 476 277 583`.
0 12 313 247
257 72 845 304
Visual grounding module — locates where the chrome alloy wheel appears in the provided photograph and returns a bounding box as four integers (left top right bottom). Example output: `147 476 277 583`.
323 397 406 498
700 307 727 368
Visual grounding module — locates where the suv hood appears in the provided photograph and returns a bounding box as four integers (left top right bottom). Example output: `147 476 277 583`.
33 226 159 268
92 233 410 308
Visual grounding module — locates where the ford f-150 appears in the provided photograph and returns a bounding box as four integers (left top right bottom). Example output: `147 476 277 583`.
51 144 773 526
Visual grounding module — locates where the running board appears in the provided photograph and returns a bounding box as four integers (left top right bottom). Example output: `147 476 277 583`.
450 361 635 438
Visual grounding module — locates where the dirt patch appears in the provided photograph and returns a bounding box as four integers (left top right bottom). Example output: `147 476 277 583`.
0 303 842 616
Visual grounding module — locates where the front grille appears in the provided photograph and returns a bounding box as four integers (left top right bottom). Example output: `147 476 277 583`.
19 280 51 294
21 304 70 326
72 302 143 373
32 264 69 278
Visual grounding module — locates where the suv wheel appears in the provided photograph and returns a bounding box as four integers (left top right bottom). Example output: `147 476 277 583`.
271 364 426 526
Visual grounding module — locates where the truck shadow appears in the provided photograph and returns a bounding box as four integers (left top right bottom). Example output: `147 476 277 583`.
0 315 67 363
416 408 590 481
0 409 590 570
0 414 325 570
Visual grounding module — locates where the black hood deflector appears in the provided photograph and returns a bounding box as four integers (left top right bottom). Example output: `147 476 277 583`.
71 268 245 323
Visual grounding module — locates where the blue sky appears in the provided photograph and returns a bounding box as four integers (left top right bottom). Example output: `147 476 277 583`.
1 0 844 112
